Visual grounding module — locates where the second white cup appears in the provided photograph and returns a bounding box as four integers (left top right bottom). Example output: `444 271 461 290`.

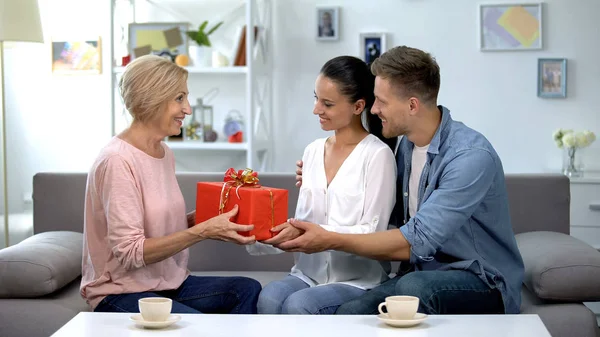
138 297 172 322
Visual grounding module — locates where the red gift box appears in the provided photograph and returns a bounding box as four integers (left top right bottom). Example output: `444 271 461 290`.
195 168 288 241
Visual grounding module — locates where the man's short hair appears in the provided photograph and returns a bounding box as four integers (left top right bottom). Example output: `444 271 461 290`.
371 46 440 105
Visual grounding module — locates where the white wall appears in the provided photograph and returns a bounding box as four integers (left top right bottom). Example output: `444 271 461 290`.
270 0 600 173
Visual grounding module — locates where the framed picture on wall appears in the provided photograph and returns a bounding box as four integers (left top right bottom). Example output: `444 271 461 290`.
51 38 102 74
479 3 543 51
360 33 387 64
316 6 339 41
538 58 567 98
128 22 190 61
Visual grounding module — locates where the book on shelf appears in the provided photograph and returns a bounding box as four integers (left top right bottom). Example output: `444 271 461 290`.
233 25 259 66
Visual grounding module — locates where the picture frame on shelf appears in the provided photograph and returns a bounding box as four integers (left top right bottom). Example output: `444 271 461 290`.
316 6 339 41
128 22 190 61
359 32 386 64
51 38 102 74
538 58 567 98
479 3 543 51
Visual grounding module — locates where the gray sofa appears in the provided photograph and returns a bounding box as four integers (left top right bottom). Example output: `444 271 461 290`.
1 172 599 337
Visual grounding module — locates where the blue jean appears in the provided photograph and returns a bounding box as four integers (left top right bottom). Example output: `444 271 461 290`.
94 275 262 314
335 270 505 315
258 275 366 314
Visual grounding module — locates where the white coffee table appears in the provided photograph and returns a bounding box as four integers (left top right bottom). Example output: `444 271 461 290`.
51 312 551 336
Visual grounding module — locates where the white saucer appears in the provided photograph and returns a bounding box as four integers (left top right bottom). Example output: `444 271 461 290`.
377 312 428 327
130 314 181 329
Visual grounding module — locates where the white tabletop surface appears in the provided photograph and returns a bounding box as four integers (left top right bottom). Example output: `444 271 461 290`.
50 312 551 337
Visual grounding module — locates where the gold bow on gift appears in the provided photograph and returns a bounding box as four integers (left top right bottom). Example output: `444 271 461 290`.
224 168 260 187
218 168 276 232
219 168 261 214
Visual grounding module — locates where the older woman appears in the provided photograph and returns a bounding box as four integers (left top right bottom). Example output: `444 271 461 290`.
80 55 261 314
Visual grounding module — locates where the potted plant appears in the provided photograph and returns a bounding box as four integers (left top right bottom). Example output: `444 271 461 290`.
187 20 223 67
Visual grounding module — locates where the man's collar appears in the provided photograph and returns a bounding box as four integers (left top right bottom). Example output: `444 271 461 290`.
427 105 451 155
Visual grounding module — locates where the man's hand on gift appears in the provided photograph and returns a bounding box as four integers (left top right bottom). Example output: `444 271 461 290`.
275 218 334 254
190 205 256 245
295 160 303 187
262 221 304 246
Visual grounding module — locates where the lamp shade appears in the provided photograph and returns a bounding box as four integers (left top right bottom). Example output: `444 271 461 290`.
0 0 43 43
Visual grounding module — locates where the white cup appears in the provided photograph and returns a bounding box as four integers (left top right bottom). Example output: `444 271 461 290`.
138 297 172 322
378 295 419 320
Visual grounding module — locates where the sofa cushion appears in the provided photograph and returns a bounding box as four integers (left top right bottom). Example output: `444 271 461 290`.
0 231 83 298
516 231 600 301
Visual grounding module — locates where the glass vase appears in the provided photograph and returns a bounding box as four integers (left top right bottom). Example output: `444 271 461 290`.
201 104 218 142
562 146 584 177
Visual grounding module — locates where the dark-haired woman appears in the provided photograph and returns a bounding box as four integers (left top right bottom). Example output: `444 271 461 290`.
251 56 397 315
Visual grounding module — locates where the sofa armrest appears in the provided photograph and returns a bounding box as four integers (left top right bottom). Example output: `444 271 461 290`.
516 231 600 302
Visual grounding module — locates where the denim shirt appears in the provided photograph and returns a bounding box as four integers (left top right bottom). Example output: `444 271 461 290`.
394 106 524 314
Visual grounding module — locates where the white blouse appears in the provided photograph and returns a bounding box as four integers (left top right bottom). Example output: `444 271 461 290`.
248 134 397 290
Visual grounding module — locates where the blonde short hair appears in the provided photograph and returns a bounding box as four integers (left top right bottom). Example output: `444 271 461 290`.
119 55 188 123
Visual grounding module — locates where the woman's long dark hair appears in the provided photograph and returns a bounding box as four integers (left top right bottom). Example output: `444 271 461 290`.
319 56 397 150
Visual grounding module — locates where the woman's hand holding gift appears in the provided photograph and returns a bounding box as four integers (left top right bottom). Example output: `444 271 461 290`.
189 205 256 245
262 220 304 246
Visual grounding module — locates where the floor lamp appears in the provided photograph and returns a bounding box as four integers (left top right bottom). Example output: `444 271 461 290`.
0 0 44 247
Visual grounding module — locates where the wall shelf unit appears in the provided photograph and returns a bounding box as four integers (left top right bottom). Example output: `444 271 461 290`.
113 66 248 74
109 0 273 171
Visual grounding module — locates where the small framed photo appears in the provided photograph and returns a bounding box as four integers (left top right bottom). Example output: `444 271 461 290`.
479 3 543 51
360 33 387 63
316 6 339 41
51 38 102 75
538 58 567 98
128 22 190 61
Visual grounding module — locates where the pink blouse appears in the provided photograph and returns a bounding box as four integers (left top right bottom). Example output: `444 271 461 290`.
80 137 189 310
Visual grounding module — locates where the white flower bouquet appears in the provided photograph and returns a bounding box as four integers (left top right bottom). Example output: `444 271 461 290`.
553 129 596 149
553 129 596 177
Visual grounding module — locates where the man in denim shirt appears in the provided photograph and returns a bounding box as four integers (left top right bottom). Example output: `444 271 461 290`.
280 46 524 315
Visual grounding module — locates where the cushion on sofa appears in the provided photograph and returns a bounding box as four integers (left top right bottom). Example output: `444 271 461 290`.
516 231 600 302
0 231 83 298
